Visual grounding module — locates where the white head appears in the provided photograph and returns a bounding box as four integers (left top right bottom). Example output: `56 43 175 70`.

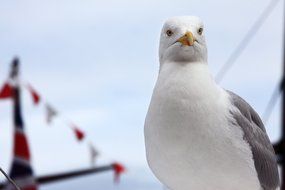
159 16 207 65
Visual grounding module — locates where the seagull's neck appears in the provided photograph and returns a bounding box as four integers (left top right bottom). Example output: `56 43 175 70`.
156 61 222 100
159 61 213 84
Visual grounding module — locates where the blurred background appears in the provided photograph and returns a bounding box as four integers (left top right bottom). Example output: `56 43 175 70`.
0 0 283 189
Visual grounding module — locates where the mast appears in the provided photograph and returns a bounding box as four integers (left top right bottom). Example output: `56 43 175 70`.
280 0 285 188
6 58 38 190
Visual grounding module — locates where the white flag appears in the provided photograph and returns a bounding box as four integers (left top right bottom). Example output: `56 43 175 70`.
45 104 57 124
89 143 99 166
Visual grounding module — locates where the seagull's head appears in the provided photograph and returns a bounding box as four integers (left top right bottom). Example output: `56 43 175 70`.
159 16 207 65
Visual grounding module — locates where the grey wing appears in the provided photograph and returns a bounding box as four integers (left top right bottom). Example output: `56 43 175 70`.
227 91 280 190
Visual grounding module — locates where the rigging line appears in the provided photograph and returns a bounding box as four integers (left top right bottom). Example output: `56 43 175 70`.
262 79 283 124
215 0 281 83
0 167 21 190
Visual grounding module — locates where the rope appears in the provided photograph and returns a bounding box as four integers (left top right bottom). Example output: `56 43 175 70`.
215 0 281 83
0 167 21 190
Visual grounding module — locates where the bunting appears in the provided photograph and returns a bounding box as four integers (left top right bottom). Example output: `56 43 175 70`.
27 85 40 105
0 82 13 99
1 80 125 182
26 84 87 142
0 58 125 186
71 125 85 141
112 163 126 184
89 143 99 165
45 104 57 124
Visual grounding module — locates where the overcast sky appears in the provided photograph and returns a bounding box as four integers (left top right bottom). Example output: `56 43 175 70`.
0 0 284 189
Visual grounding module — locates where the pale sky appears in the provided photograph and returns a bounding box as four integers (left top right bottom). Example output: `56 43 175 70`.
0 0 283 189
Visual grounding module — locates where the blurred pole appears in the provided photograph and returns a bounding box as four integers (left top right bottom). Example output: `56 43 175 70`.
7 58 38 190
273 1 285 189
282 0 285 188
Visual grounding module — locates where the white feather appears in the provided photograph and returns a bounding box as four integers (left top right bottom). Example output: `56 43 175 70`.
144 16 262 190
145 62 260 190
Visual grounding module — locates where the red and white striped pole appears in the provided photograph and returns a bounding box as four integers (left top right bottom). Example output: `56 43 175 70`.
5 58 38 190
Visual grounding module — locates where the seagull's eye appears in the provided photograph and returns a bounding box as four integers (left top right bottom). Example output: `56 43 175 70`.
166 30 173 37
198 28 203 35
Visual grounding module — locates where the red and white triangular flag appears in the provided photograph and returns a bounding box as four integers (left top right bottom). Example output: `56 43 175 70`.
0 82 13 99
27 84 40 105
71 125 85 141
45 104 57 124
112 162 126 184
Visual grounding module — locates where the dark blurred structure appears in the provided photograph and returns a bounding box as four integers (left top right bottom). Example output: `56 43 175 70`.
273 1 285 189
0 59 125 189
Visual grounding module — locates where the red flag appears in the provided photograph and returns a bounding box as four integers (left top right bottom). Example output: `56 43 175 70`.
112 162 125 183
27 85 40 105
72 125 85 141
0 82 13 99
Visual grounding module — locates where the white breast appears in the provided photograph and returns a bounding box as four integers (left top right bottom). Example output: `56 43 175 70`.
144 63 261 190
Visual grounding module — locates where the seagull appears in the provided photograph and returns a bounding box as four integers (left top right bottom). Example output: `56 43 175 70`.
144 16 279 190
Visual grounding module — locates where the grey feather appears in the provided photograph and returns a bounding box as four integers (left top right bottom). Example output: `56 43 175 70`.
227 91 279 190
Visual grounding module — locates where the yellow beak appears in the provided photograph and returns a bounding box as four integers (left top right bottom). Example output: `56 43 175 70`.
177 31 195 46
